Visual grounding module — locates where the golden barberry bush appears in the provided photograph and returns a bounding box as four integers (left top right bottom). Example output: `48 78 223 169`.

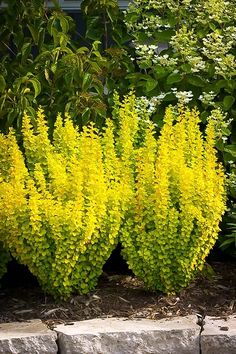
119 101 226 294
0 131 28 279
0 109 124 298
0 94 227 297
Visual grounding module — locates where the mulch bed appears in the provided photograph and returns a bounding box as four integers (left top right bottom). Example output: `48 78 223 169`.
0 260 235 329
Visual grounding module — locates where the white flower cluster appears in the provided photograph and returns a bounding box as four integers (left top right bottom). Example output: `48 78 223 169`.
228 172 236 190
181 0 192 6
127 0 178 13
224 26 236 44
207 108 233 141
135 44 159 65
198 91 216 106
186 56 206 73
196 0 233 25
125 0 172 35
135 96 160 124
148 0 178 11
135 43 179 69
155 54 178 68
171 88 194 104
133 14 166 37
215 55 236 80
125 0 184 36
202 32 233 60
170 26 198 57
156 92 168 100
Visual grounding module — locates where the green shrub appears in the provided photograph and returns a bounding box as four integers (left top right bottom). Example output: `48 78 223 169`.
119 100 227 294
124 0 236 167
218 155 236 258
0 0 133 133
125 0 236 115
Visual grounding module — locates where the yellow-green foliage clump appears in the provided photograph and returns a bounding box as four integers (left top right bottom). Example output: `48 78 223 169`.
0 109 124 298
0 131 27 279
120 102 226 294
0 94 226 297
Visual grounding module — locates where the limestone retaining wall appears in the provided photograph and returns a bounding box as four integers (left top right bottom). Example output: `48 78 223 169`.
0 315 235 354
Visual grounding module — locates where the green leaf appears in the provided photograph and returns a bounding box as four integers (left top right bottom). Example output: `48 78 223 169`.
86 17 103 41
166 73 182 85
139 59 152 69
94 104 106 117
215 140 225 152
125 73 146 81
215 80 227 90
82 107 91 125
181 63 192 74
93 81 104 96
145 78 158 92
200 111 208 124
208 63 215 76
226 80 236 91
6 108 18 127
27 25 38 44
162 93 176 102
21 42 32 63
223 152 236 163
0 75 6 93
223 96 235 110
187 76 206 87
209 22 217 31
220 237 235 249
224 144 236 157
124 12 139 24
221 127 231 136
59 16 69 34
82 73 93 91
154 65 168 79
29 78 41 98
156 29 175 42
136 31 150 42
38 28 45 51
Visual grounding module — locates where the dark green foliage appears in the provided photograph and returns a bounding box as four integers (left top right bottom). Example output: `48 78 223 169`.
0 242 10 279
0 0 133 133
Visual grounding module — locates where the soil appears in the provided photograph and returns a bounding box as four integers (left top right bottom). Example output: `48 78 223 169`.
0 258 235 329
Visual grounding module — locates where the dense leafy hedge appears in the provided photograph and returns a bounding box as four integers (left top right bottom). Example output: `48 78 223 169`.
118 98 226 293
0 1 235 259
0 0 133 133
0 109 125 297
0 94 227 296
125 0 236 121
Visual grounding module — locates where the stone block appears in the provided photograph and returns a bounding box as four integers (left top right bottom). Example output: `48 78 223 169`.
55 316 200 354
201 315 236 354
0 319 57 354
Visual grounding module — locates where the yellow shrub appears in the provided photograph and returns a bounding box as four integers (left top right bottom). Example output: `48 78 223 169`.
0 95 226 296
0 109 124 298
120 102 226 294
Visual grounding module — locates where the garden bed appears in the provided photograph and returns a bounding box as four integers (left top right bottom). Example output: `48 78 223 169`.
0 260 235 329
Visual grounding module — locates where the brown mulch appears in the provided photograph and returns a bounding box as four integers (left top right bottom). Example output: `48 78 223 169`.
0 261 235 329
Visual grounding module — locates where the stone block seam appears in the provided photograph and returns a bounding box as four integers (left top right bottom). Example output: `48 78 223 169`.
0 315 235 354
